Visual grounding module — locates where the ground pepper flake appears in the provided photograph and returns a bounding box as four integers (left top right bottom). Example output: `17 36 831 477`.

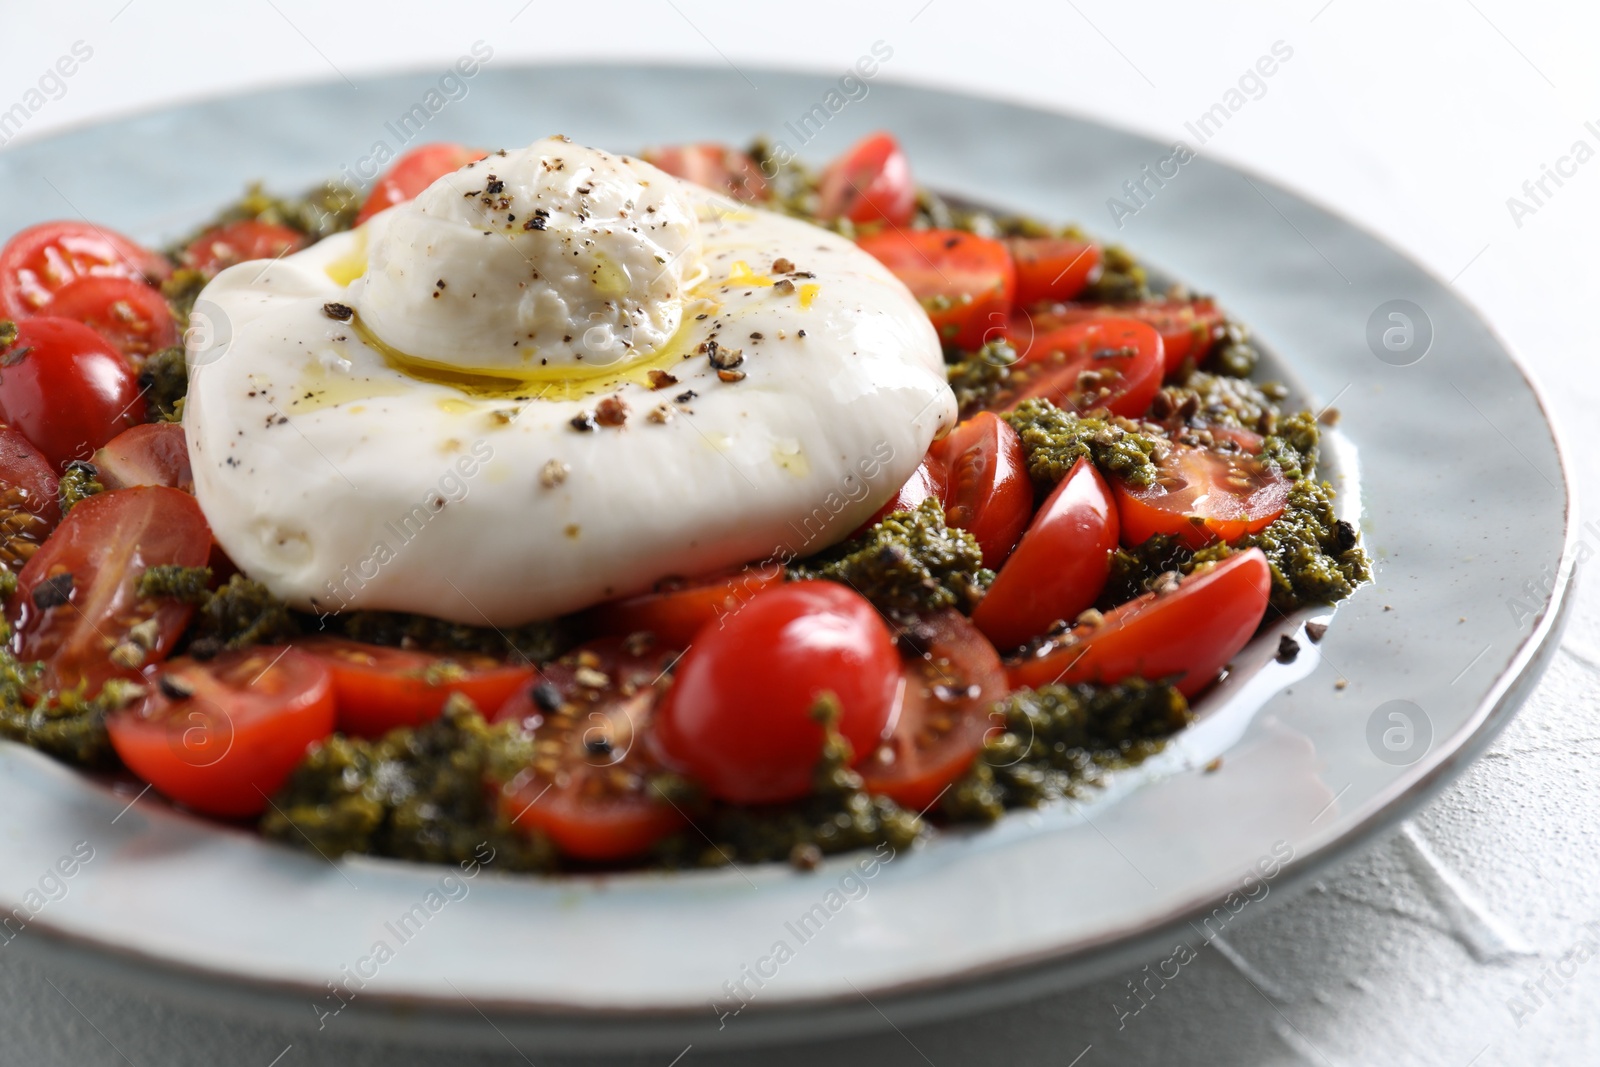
321 302 353 322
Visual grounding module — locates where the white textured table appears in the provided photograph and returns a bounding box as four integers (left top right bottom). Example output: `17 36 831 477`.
3 2 1596 1064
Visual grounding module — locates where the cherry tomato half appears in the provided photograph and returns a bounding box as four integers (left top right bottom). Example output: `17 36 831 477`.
0 221 170 321
858 457 947 535
1114 445 1289 550
654 581 901 804
859 229 1015 351
46 276 177 361
1007 548 1272 698
578 564 784 648
108 646 335 818
181 220 305 278
859 611 1006 812
10 486 212 695
496 635 686 861
0 317 146 470
927 412 1031 570
972 457 1118 651
817 132 916 229
0 426 60 572
93 422 193 493
1040 298 1226 377
354 143 489 225
1007 237 1101 308
997 315 1163 419
641 144 770 203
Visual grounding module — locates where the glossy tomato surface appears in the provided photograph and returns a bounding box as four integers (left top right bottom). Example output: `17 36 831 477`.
355 143 488 224
108 646 335 818
93 422 193 492
859 611 1006 812
927 412 1032 570
1008 237 1101 307
1114 445 1290 550
0 426 60 572
997 315 1163 418
858 458 946 534
0 317 146 469
817 132 916 229
1040 298 1226 377
858 228 1015 351
46 276 176 359
1007 548 1272 698
972 457 1119 651
579 564 783 648
654 581 901 804
496 635 686 861
181 220 305 278
9 486 211 694
0 221 169 320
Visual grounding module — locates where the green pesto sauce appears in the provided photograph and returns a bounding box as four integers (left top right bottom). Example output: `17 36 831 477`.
1002 398 1162 489
137 346 188 423
57 463 104 515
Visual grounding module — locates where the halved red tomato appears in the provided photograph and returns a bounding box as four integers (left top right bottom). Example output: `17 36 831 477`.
972 457 1118 651
180 220 305 278
0 426 61 572
46 276 177 360
578 563 784 648
1007 548 1271 698
858 229 1015 351
1008 237 1101 307
927 412 1031 570
858 458 947 534
995 316 1163 418
354 143 489 225
859 611 1006 812
10 486 212 695
0 317 146 469
640 144 769 203
817 132 916 229
1114 445 1289 550
495 635 686 861
299 637 536 738
107 646 335 817
94 422 193 492
1038 298 1226 377
0 221 170 321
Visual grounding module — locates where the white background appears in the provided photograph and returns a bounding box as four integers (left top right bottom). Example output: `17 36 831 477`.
5 2 1600 1064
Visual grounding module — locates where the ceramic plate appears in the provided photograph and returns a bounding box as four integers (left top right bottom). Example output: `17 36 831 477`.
0 64 1572 1054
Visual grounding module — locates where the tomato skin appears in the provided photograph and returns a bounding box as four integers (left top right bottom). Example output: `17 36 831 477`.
0 426 60 573
927 412 1031 570
108 647 335 818
299 637 535 738
578 564 783 647
355 143 488 224
972 457 1118 651
641 144 769 203
1041 298 1226 377
495 637 686 861
9 486 212 694
655 581 902 804
817 132 916 228
93 422 193 492
0 221 170 320
1114 445 1289 551
858 458 946 535
859 611 1006 811
998 316 1163 419
0 317 146 469
180 220 305 278
46 276 177 360
1008 238 1101 307
858 229 1015 351
1007 549 1272 698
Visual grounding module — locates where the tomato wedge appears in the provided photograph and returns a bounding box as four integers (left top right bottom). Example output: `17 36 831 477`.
0 426 60 572
1008 237 1101 307
180 220 305 278
578 564 784 647
108 646 335 817
641 144 769 203
859 611 1006 811
972 457 1118 651
996 316 1163 418
858 457 947 534
93 422 193 492
1114 445 1289 550
0 317 146 469
46 276 177 360
1007 548 1272 698
858 229 1015 351
1039 298 1226 377
927 412 1031 570
299 637 536 738
355 143 488 224
495 635 686 861
9 486 212 695
817 131 916 229
0 221 170 320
